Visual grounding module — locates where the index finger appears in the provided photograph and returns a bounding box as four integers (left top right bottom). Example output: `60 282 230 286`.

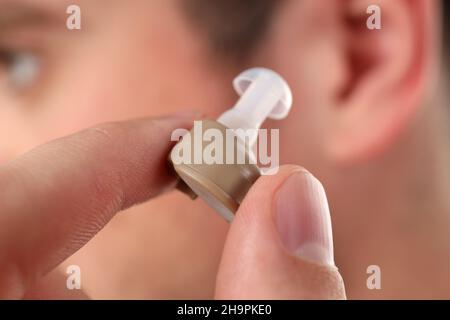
0 115 194 298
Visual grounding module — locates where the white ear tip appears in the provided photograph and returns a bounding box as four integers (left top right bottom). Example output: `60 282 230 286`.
233 67 293 120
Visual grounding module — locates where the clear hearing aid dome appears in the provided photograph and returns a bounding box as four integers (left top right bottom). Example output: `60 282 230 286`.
170 67 293 222
218 68 293 147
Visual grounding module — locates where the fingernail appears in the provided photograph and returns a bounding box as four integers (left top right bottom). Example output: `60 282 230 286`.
275 170 335 266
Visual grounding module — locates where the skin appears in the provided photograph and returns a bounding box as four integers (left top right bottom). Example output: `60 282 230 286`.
0 0 448 299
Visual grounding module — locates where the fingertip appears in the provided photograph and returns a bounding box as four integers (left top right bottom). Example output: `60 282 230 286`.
216 165 346 299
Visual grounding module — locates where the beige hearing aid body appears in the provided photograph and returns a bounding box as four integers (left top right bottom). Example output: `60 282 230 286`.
170 68 293 222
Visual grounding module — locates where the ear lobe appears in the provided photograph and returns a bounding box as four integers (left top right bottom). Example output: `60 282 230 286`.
326 0 438 162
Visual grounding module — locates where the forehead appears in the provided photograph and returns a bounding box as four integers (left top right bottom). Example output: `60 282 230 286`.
0 0 74 13
0 0 180 27
0 0 75 28
0 0 128 21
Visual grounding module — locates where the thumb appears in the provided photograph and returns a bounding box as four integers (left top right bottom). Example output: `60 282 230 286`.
215 165 346 299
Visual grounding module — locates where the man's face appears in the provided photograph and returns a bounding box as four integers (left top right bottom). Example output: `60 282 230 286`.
0 0 256 298
0 0 352 179
0 0 240 163
0 0 442 298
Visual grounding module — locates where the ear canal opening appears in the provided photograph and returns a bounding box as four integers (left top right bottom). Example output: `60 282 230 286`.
234 78 252 96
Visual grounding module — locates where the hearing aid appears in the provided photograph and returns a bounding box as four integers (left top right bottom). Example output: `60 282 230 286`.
170 67 293 222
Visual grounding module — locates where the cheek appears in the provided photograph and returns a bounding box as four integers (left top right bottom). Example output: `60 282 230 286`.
270 62 329 167
0 92 49 162
19 41 169 143
270 45 344 169
5 44 232 156
0 1 235 160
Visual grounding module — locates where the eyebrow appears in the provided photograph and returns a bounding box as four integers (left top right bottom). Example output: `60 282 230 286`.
0 1 65 31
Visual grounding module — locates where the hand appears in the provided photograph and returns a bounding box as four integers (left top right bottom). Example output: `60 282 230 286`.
0 115 346 299
216 165 346 299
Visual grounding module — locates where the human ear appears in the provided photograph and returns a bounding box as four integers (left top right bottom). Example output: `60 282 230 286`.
326 0 440 161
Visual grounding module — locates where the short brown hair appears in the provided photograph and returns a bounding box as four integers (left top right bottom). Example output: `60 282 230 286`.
181 0 281 60
183 1 449 61
444 1 449 49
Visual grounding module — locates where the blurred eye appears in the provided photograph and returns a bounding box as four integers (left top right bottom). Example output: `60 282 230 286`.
0 50 40 91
